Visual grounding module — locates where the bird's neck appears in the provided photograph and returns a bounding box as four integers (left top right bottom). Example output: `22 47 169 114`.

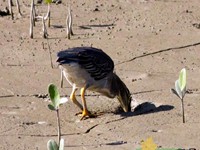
110 73 131 96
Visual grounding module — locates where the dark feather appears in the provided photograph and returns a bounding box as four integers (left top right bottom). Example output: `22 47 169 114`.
57 47 114 80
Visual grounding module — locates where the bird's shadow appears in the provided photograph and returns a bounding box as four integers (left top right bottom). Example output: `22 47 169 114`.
115 102 174 117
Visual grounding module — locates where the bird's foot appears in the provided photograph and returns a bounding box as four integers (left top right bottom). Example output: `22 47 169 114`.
76 109 96 120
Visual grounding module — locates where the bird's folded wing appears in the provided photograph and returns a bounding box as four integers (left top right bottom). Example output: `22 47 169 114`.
57 47 114 80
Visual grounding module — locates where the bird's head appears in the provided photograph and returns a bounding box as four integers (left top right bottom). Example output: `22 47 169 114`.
111 73 131 112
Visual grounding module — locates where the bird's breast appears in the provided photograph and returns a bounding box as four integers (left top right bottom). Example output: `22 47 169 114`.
59 63 116 98
60 63 89 86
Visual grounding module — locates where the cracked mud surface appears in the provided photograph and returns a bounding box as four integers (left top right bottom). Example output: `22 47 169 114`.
0 0 200 149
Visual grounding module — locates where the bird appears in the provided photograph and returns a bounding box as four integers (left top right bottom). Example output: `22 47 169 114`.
57 47 132 120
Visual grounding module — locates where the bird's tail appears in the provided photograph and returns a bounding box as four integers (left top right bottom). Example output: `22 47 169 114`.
111 73 131 112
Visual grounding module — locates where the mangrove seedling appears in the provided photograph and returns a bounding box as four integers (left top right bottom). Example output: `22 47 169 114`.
171 68 187 123
47 84 68 150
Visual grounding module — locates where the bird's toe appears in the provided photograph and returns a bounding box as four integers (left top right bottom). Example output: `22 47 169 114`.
80 109 96 120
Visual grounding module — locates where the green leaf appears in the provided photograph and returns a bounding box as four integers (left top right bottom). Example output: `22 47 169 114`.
171 88 180 98
47 139 59 150
48 84 60 109
175 80 183 99
48 104 56 111
179 68 186 91
174 68 187 100
59 138 64 150
45 0 52 4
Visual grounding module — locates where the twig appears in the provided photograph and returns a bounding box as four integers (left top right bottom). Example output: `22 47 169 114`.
32 3 36 26
42 14 48 38
16 0 22 16
68 6 73 35
46 3 50 27
8 0 14 19
48 11 51 27
66 6 73 39
29 0 34 38
66 14 70 39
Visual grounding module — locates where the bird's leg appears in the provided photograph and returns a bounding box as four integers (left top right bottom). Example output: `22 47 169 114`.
70 86 83 111
80 87 90 119
80 87 96 120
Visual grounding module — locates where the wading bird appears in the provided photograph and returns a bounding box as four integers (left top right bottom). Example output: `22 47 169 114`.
57 47 131 120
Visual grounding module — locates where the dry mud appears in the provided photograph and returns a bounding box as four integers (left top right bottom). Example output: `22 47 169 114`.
0 0 200 149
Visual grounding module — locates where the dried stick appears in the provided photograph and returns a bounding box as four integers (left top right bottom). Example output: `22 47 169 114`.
42 15 48 38
66 15 70 39
48 11 51 27
32 2 36 26
45 3 51 27
30 0 34 38
68 6 73 35
16 0 22 16
8 0 14 19
66 6 73 39
44 3 50 20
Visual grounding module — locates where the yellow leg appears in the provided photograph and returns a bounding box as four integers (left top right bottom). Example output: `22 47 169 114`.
70 86 83 111
80 87 96 120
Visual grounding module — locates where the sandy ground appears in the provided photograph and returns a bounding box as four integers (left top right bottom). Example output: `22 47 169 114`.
0 0 200 149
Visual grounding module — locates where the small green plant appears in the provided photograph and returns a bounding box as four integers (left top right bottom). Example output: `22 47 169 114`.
171 68 187 123
47 84 68 150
